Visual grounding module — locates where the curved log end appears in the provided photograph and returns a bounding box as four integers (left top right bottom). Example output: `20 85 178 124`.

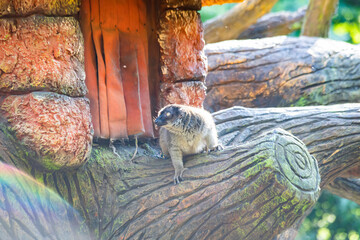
102 128 320 239
0 92 93 171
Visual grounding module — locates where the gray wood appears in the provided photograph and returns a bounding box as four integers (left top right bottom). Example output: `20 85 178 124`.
204 36 360 112
0 114 321 239
213 104 360 187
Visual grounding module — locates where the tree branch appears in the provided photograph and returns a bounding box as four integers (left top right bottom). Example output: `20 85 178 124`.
204 36 360 112
213 104 360 187
325 178 360 205
204 0 279 43
238 7 306 39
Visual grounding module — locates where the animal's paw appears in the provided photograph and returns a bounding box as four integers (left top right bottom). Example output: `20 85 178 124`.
210 144 224 152
173 168 188 185
174 175 183 185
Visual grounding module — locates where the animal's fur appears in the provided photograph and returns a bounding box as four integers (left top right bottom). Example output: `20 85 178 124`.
154 104 223 184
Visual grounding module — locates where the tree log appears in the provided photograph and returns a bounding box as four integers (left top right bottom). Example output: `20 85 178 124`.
2 103 360 238
325 178 360 205
238 7 306 39
204 36 360 112
301 0 338 37
203 0 279 43
0 125 320 239
213 104 360 187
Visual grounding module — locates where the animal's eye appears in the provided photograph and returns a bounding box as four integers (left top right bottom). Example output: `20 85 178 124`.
166 112 171 117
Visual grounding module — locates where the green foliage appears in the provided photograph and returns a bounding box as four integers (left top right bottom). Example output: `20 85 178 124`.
331 1 360 43
199 0 360 44
199 3 236 22
297 191 360 240
271 0 309 12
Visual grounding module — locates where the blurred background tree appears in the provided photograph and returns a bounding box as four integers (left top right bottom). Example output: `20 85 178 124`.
200 0 360 44
200 0 360 239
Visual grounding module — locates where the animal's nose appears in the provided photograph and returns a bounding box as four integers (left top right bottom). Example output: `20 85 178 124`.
154 118 160 125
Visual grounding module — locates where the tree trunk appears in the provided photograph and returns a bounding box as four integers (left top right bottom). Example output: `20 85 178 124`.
204 36 360 112
203 0 279 43
1 104 360 239
237 7 306 39
301 0 339 37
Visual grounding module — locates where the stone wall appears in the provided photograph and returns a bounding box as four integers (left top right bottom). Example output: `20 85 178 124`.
158 0 207 108
0 0 93 171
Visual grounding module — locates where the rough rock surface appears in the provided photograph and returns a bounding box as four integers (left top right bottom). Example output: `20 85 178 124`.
0 15 86 97
160 0 201 10
0 92 93 170
160 81 206 108
0 0 80 17
159 10 207 82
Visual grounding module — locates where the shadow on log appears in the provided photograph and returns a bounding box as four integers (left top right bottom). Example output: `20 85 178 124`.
204 36 360 112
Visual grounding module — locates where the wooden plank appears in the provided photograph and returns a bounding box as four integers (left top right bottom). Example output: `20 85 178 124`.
101 0 128 138
80 0 100 136
90 0 109 138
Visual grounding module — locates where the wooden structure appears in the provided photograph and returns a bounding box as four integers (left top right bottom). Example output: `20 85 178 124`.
80 0 209 139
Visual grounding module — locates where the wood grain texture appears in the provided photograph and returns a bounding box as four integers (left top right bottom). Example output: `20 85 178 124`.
238 7 306 39
0 127 320 239
204 36 360 112
2 103 359 238
213 104 360 187
81 0 155 139
204 0 279 43
325 178 360 205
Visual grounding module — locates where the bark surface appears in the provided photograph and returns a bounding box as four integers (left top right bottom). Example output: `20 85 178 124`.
326 178 360 205
213 104 360 187
2 104 359 239
0 126 320 240
204 36 360 112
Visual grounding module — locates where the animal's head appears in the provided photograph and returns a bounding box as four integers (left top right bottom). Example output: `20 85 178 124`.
154 104 183 128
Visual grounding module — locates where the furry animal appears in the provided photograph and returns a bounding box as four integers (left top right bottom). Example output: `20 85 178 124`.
154 104 223 184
